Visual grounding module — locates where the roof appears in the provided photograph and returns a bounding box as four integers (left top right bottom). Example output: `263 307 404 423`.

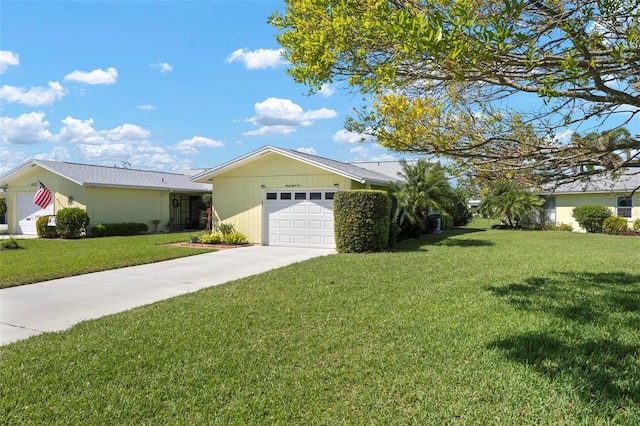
543 170 640 195
0 159 212 192
191 145 405 185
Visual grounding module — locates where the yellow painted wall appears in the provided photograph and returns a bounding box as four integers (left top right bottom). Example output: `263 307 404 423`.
553 193 640 232
212 152 359 244
85 186 170 227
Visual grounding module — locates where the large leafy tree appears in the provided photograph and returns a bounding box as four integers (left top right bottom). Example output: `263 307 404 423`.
271 0 640 185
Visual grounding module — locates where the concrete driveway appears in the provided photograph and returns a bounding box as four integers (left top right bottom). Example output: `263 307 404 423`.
0 245 334 345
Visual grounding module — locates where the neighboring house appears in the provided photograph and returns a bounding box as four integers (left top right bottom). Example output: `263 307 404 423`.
192 145 406 248
0 159 211 235
542 171 640 231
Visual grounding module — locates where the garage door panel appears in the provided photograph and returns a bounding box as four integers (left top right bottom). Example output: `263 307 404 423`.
265 190 335 248
17 193 53 235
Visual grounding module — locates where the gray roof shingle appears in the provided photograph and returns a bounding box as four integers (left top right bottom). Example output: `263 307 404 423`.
1 159 211 192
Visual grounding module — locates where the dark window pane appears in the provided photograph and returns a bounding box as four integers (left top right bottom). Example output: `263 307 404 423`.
325 192 335 200
266 193 277 200
310 192 321 200
295 192 306 200
280 193 292 200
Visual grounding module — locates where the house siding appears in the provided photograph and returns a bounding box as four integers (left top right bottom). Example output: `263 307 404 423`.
85 187 171 228
553 193 640 231
212 152 357 244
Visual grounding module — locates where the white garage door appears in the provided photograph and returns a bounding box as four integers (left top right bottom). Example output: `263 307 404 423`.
17 193 53 235
264 189 336 248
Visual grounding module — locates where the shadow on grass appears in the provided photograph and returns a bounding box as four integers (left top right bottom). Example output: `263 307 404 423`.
392 227 490 252
487 271 640 408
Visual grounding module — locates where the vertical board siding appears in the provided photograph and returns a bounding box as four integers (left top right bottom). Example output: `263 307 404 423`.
86 187 169 227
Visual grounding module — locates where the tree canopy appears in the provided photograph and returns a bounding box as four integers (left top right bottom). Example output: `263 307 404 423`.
271 0 640 186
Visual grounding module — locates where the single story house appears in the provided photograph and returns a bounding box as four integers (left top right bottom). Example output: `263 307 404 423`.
0 159 211 235
192 145 406 248
542 171 640 231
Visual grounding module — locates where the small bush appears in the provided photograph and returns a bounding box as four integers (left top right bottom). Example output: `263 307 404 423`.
544 222 573 232
0 237 22 250
223 231 248 245
36 215 59 238
199 232 223 244
442 212 454 230
571 205 611 233
602 216 628 235
620 230 640 236
90 222 149 237
56 207 90 239
634 218 640 232
334 190 390 253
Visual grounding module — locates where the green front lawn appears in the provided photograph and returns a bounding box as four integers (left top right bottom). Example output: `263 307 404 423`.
2 224 640 423
0 233 211 288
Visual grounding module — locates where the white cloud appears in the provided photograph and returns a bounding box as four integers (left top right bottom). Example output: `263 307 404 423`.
0 149 27 174
226 48 285 69
554 129 575 145
348 145 396 162
64 67 118 85
0 50 19 73
0 112 54 145
243 125 296 136
333 129 375 144
59 117 103 144
137 104 155 110
175 136 224 154
297 147 317 155
0 81 65 106
34 146 71 162
318 83 335 97
245 97 337 136
151 62 173 73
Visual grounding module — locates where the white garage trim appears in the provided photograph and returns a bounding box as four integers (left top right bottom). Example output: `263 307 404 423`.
263 189 336 248
17 192 53 235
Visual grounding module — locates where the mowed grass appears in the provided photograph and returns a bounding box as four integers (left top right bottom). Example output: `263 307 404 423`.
0 233 211 288
2 223 640 424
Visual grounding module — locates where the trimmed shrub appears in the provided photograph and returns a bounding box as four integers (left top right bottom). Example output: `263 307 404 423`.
634 218 640 232
602 216 628 235
334 190 390 253
223 231 248 245
571 205 611 233
56 207 90 239
90 222 149 237
36 215 58 238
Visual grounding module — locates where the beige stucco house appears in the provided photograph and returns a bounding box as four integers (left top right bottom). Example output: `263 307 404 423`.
543 171 640 231
192 146 405 248
0 159 211 235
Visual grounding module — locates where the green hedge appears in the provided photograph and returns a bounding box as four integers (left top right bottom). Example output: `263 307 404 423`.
334 190 390 253
36 215 59 238
91 222 149 237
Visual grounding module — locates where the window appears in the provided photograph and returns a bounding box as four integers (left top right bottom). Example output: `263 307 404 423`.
280 193 292 200
617 196 632 218
325 192 335 200
310 192 321 200
295 192 306 200
266 192 277 200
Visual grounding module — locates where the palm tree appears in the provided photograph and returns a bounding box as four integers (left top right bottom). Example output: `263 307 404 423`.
479 180 543 228
392 159 455 235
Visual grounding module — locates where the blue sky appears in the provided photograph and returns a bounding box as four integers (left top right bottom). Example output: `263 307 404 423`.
1 0 394 175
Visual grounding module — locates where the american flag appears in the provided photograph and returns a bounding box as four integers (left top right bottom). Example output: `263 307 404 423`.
33 181 52 208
